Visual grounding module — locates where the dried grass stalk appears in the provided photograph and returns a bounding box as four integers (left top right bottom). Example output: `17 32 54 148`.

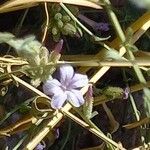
0 0 102 13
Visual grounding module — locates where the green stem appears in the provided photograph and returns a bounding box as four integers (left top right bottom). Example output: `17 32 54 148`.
71 104 102 133
0 97 34 125
70 104 121 149
101 0 126 42
122 70 140 121
61 105 121 148
123 69 147 144
12 134 27 150
60 119 71 150
129 94 140 121
102 0 150 116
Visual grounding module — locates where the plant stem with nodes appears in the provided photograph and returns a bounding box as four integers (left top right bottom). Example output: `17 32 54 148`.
101 0 150 117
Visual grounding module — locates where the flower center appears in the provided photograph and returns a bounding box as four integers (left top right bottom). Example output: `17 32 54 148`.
61 85 67 91
60 80 71 91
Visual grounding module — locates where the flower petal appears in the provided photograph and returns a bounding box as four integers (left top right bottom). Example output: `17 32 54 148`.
67 89 85 107
69 73 88 89
59 65 74 85
43 79 62 96
51 91 67 109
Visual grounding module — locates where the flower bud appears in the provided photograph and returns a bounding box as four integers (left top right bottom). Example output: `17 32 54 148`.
49 39 63 63
83 85 94 119
62 15 71 22
52 27 58 35
54 39 63 54
57 20 64 28
63 23 77 35
54 13 62 20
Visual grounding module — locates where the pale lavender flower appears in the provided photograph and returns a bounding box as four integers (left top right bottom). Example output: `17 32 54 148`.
35 142 46 150
123 87 130 99
56 128 60 139
43 65 88 109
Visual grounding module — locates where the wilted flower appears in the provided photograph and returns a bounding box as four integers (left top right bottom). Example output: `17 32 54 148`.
86 84 93 100
54 39 63 54
43 65 88 109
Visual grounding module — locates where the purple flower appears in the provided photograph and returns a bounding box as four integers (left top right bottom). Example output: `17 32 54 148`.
35 142 46 150
78 14 109 32
56 128 60 139
43 65 89 109
123 87 130 99
94 23 109 32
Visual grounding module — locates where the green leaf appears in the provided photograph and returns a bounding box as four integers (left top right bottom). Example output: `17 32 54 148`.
62 15 71 22
144 88 150 117
83 96 93 119
98 48 126 60
63 23 77 35
57 20 64 28
0 32 14 43
54 13 63 20
52 27 59 35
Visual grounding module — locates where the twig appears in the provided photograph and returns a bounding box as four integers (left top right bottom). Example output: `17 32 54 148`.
2 57 150 67
58 60 150 67
41 2 49 44
12 75 50 99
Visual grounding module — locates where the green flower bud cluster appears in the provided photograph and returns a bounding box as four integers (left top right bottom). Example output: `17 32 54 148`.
47 4 82 41
102 86 123 99
0 32 60 87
